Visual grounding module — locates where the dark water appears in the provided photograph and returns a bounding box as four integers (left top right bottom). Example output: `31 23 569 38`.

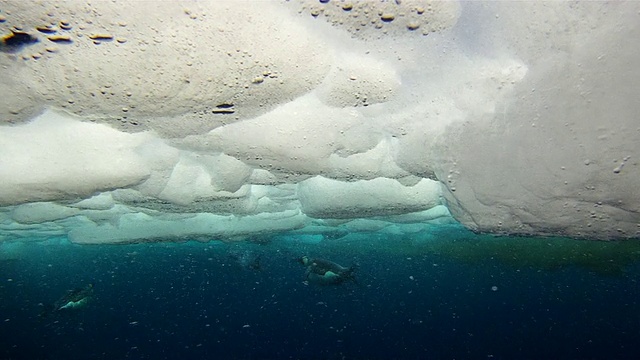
1 229 639 359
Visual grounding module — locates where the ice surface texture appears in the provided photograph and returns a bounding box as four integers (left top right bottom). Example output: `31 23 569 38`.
0 1 638 242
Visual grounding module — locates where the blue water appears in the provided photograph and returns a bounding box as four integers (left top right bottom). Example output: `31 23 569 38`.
1 230 639 359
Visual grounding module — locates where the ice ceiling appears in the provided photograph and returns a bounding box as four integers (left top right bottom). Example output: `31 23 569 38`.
0 0 639 243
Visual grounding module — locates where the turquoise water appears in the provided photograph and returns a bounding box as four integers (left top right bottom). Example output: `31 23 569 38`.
1 226 639 359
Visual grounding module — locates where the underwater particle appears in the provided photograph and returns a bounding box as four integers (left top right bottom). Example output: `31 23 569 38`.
342 3 353 11
116 37 127 44
252 76 264 84
380 13 395 22
47 34 73 43
491 286 498 291
36 25 57 34
0 30 39 52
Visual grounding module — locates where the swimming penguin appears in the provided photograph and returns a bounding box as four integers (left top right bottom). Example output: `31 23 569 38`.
39 283 94 318
47 283 94 314
299 256 357 285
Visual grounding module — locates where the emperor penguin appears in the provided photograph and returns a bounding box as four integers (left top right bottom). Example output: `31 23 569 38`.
56 283 94 310
40 283 94 318
299 256 357 285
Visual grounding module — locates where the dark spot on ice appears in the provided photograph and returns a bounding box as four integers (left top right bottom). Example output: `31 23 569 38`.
1 31 38 53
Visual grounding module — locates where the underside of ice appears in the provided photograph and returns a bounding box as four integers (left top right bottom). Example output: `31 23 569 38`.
1 1 639 243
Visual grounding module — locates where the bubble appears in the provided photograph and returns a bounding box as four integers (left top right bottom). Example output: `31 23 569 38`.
380 13 395 22
491 285 498 291
407 22 420 31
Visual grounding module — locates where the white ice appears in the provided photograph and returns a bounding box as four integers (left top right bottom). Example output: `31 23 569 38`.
0 1 638 243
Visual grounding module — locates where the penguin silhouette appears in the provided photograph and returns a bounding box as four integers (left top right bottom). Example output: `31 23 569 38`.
299 256 357 285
